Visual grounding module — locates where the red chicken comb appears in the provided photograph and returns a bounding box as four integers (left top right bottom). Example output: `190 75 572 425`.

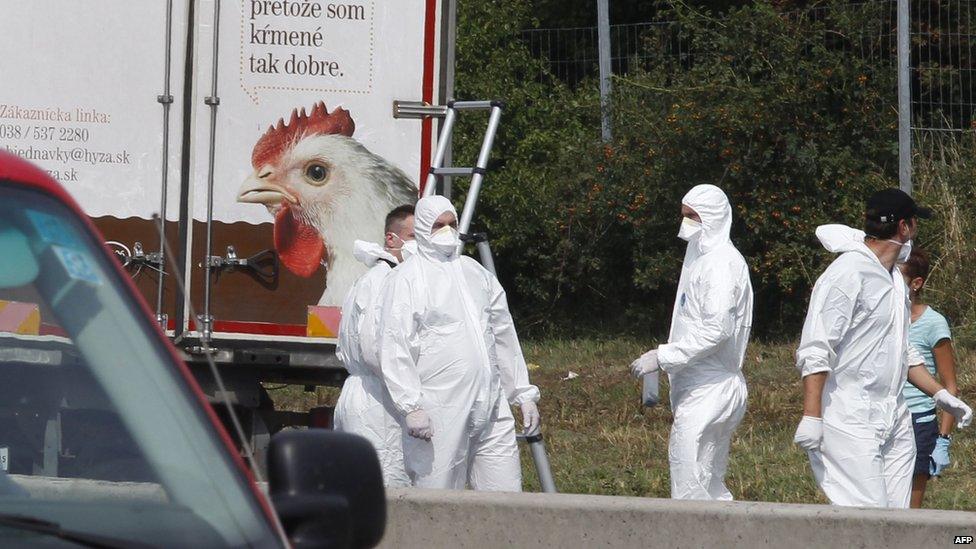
251 102 355 169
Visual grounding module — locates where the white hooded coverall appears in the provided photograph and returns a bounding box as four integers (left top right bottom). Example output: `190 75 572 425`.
378 196 540 490
334 240 409 487
796 225 918 508
657 184 753 500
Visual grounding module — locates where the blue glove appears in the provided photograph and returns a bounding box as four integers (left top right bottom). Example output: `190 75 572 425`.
929 436 951 477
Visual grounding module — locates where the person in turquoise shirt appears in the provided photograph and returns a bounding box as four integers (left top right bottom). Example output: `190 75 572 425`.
900 248 960 508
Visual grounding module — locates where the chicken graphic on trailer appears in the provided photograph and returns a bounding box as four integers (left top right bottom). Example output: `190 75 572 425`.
237 102 418 306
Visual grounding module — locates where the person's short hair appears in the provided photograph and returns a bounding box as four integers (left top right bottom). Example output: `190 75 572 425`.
902 247 931 282
864 217 901 239
385 204 415 234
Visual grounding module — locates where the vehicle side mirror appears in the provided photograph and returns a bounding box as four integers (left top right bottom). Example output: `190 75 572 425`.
268 430 386 549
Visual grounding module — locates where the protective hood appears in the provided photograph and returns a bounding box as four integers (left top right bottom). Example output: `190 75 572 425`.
351 239 398 267
414 195 459 261
815 224 869 254
669 184 736 345
681 184 732 255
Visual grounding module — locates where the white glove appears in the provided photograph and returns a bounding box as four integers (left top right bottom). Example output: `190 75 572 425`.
934 389 973 428
405 409 433 440
629 349 659 379
793 416 824 451
520 401 541 436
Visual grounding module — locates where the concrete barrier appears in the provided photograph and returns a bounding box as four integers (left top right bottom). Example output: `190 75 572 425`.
380 488 976 548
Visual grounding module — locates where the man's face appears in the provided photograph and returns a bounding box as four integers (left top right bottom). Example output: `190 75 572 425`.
681 204 701 223
431 211 458 233
898 216 918 242
385 215 415 262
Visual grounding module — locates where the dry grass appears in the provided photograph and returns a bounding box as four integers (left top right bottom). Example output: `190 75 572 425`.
268 339 976 510
913 133 976 344
517 339 976 509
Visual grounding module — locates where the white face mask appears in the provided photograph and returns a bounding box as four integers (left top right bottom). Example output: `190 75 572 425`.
400 239 418 261
430 225 460 256
678 217 702 241
887 238 912 263
389 234 417 261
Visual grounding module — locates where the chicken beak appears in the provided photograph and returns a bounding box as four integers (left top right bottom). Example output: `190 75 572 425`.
237 169 298 207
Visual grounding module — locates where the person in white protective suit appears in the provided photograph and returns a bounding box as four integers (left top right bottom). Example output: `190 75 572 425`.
793 188 972 508
377 195 541 490
334 205 416 487
630 184 753 500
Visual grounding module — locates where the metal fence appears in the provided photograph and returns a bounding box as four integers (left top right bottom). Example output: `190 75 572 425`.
522 22 677 88
521 0 975 133
912 0 976 131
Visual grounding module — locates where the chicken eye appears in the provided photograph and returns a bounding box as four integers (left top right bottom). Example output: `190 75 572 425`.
305 163 329 184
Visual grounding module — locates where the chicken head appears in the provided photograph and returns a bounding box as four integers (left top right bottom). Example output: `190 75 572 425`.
237 101 417 304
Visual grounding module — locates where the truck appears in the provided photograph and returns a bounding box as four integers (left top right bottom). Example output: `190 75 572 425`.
0 0 451 466
0 149 386 547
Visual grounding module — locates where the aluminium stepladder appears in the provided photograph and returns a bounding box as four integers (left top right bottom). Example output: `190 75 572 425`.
394 99 558 493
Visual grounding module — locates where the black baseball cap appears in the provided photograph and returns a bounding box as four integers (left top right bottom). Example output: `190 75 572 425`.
865 188 933 224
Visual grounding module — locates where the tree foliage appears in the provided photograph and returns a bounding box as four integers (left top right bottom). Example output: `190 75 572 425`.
455 0 971 339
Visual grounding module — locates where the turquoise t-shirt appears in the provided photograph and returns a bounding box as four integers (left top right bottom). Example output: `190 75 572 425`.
902 306 952 416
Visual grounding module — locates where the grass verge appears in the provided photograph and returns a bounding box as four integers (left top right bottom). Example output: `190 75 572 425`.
267 339 976 510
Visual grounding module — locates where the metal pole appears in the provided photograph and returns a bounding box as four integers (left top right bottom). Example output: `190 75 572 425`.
897 0 912 193
456 106 502 235
202 0 222 343
519 434 558 493
475 239 496 275
442 0 457 200
423 108 457 197
597 0 612 142
155 0 175 330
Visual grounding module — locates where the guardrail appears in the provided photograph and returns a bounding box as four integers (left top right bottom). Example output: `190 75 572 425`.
380 488 976 548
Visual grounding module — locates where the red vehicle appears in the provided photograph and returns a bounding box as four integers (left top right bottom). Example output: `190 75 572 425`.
0 150 385 547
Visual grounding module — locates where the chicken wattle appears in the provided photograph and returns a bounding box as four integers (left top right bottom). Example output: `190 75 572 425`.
274 204 325 278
